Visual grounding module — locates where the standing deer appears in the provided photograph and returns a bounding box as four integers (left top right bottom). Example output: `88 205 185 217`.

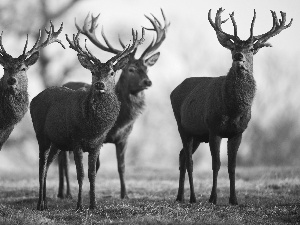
171 8 292 205
56 10 169 200
0 22 64 150
30 18 143 210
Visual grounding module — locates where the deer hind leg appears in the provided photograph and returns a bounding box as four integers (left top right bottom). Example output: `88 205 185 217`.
116 141 128 199
227 134 242 205
73 147 84 211
184 136 197 203
176 148 186 202
176 139 200 203
64 151 72 199
42 144 61 208
208 133 221 205
58 150 72 199
57 150 65 199
37 137 51 211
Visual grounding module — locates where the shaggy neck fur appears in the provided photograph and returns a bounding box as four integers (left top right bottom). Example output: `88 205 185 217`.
115 79 145 126
83 89 120 137
224 59 256 117
0 77 29 129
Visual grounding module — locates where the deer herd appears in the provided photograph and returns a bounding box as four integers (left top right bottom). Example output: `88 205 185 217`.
0 8 293 211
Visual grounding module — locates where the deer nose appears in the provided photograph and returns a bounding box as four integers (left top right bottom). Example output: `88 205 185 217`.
7 77 17 86
233 52 244 62
94 81 106 93
142 79 152 87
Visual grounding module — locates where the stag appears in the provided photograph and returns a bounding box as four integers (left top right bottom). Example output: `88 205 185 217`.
170 8 292 205
56 10 169 200
30 20 144 210
0 22 64 150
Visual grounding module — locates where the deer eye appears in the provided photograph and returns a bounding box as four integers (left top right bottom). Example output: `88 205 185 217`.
128 67 136 73
21 67 26 71
110 71 115 76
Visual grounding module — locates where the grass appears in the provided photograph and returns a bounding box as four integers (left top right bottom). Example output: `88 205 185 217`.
0 166 299 224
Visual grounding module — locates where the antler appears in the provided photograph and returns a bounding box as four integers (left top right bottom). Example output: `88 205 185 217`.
76 13 130 55
21 21 65 59
0 32 10 58
66 31 101 64
251 10 293 48
140 8 170 59
74 13 145 64
208 8 239 49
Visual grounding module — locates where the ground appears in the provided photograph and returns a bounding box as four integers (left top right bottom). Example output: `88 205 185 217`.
0 166 299 224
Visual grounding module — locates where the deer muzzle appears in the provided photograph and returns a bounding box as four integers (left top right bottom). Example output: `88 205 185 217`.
233 52 245 62
6 77 17 86
141 79 152 88
94 81 106 93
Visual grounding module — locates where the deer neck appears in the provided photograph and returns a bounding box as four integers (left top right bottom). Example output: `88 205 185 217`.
224 59 256 116
115 77 146 123
82 89 120 134
0 76 29 129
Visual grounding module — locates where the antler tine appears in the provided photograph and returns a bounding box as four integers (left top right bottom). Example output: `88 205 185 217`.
118 34 126 49
249 9 256 39
0 31 9 57
208 8 235 40
229 12 238 37
253 10 293 48
66 31 100 64
108 27 145 65
76 13 123 55
140 8 169 59
23 21 65 58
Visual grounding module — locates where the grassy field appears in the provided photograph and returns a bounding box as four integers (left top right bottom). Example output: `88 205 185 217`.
0 166 299 224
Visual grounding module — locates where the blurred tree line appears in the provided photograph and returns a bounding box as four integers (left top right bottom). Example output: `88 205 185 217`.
0 0 299 172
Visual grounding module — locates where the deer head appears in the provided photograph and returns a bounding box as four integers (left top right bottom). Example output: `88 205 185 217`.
208 8 292 71
66 25 144 95
0 22 65 93
76 9 169 95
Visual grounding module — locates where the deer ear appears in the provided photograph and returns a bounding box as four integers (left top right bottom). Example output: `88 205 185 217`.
25 52 40 66
144 52 160 67
78 55 94 71
113 56 129 71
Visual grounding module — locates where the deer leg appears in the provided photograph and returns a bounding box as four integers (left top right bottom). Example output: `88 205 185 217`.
37 142 50 211
57 150 65 199
88 149 100 210
176 148 186 202
184 136 196 203
64 151 72 199
208 133 221 205
116 141 128 199
73 147 84 211
42 145 60 209
227 134 242 205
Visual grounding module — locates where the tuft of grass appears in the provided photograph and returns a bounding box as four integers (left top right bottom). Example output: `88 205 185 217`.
0 166 300 224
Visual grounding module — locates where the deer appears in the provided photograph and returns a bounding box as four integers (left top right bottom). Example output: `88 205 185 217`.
170 8 292 205
55 10 169 200
30 19 144 210
0 22 64 150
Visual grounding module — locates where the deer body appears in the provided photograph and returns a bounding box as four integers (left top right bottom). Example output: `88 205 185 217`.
171 8 292 205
